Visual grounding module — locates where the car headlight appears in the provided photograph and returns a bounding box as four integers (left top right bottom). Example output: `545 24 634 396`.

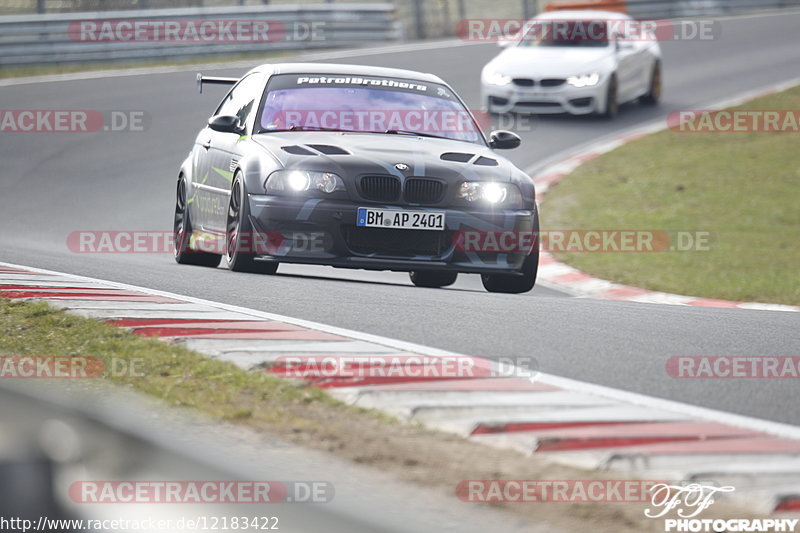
485 72 513 87
458 181 522 207
265 170 345 194
566 73 601 88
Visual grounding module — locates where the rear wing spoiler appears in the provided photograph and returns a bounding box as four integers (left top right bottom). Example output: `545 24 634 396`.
196 73 238 94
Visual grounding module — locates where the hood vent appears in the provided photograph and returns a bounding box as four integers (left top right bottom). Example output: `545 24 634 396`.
306 144 350 155
474 156 498 166
282 145 317 156
440 152 474 162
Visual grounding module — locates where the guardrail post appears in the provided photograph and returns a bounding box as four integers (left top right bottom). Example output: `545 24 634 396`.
457 0 465 20
413 0 426 39
139 0 148 9
36 0 45 13
522 0 532 20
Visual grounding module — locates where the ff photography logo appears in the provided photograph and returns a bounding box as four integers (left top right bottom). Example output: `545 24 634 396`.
645 483 798 532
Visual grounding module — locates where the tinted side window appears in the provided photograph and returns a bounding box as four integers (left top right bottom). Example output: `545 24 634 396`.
215 74 263 131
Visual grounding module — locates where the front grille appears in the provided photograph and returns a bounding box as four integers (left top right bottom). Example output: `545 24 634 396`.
360 175 400 202
343 226 448 257
512 78 535 87
404 178 445 204
540 78 566 87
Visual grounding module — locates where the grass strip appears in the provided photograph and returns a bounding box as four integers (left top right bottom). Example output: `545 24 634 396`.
542 85 800 305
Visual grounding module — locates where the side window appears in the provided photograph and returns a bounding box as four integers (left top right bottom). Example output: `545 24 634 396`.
214 74 263 131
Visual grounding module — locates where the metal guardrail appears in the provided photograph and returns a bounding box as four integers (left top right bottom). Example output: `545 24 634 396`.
0 382 421 533
623 0 800 18
0 3 402 67
1 0 798 68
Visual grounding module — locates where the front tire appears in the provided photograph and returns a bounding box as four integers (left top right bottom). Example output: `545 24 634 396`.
481 216 539 294
173 177 222 268
480 248 539 294
600 75 619 119
640 61 661 106
409 271 458 288
225 173 279 274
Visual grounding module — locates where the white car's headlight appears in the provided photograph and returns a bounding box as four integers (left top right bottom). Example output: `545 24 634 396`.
265 170 345 194
485 72 513 87
458 181 522 207
566 73 601 88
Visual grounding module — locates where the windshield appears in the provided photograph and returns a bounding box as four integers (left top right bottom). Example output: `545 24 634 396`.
518 20 610 48
259 74 484 144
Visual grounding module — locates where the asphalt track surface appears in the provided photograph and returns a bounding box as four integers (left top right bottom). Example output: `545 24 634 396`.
1 11 799 425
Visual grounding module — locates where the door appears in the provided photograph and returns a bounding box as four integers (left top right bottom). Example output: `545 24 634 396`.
202 73 265 234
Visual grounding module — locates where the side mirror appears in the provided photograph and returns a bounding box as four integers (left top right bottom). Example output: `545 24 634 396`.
489 130 521 150
208 114 243 134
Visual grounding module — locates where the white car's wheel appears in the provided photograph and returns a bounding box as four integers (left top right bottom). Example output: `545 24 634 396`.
640 61 662 105
600 75 619 119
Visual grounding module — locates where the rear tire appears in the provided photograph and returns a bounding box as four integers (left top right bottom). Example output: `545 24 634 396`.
409 271 458 288
640 61 661 105
225 173 279 274
173 177 222 268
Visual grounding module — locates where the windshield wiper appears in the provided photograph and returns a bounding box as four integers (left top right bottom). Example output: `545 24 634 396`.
384 129 452 140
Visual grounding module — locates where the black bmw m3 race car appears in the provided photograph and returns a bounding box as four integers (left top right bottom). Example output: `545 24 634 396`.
174 63 539 293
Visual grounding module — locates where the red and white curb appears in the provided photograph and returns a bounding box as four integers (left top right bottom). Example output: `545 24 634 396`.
2 262 799 514
531 77 800 313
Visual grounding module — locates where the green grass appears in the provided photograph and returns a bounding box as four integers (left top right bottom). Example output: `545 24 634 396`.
0 299 343 426
542 86 800 305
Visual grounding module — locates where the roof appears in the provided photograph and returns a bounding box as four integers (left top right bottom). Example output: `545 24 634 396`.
250 63 447 85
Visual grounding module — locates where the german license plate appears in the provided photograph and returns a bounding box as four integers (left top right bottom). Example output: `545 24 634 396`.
357 208 445 231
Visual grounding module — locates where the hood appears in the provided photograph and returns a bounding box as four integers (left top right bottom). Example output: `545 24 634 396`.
252 131 528 187
486 46 614 78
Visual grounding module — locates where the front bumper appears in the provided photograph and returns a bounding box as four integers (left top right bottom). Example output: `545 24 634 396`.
247 195 538 274
483 81 605 115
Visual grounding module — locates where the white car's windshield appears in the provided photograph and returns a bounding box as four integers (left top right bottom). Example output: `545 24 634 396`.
259 74 484 144
518 20 610 48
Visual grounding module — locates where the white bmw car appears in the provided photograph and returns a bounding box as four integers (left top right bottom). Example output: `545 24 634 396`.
481 10 662 117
